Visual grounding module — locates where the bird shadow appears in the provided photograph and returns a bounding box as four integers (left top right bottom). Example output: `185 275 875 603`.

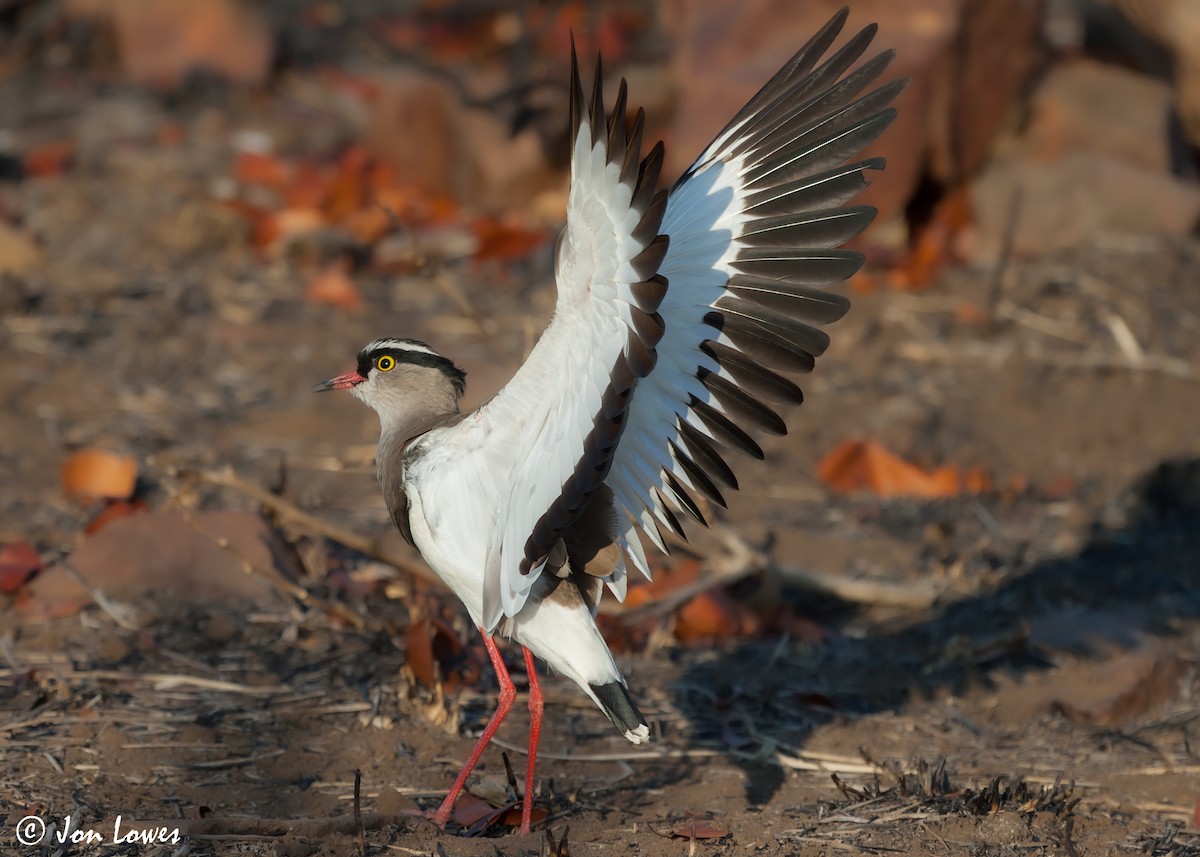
668 457 1200 806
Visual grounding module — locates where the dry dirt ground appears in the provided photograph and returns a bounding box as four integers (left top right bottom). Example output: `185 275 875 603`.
3 13 1200 857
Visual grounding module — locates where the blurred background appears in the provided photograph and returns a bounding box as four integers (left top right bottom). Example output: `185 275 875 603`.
1 0 1198 852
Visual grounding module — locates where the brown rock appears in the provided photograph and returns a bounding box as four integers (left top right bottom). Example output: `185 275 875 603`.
969 151 1200 260
1025 59 1175 172
990 643 1186 727
66 0 272 90
364 71 554 210
659 0 1045 223
1051 647 1187 726
20 511 298 623
1113 0 1200 143
0 223 40 275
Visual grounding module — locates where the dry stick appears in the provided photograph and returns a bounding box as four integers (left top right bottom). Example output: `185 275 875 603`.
429 267 520 371
116 813 435 840
155 470 378 629
354 769 366 857
197 466 444 590
602 524 943 619
986 183 1022 331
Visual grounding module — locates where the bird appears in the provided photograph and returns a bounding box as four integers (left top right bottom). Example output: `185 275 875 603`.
315 8 903 835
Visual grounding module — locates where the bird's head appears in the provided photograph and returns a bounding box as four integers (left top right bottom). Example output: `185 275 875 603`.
314 338 467 423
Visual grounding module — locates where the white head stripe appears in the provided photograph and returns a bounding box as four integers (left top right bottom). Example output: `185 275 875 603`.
365 339 440 358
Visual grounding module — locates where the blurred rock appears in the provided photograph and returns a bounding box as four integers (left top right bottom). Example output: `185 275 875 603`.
966 48 1200 261
1024 59 1175 171
66 0 272 90
19 511 297 622
970 151 1200 260
0 223 41 274
660 0 1045 223
364 71 555 210
1111 0 1200 144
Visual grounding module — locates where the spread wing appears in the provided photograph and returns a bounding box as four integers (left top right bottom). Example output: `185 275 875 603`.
604 10 905 569
465 10 903 631
465 43 670 629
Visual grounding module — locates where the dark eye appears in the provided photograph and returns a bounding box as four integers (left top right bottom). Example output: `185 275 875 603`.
376 355 396 372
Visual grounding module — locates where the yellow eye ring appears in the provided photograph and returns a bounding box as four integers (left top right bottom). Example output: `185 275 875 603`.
376 355 396 372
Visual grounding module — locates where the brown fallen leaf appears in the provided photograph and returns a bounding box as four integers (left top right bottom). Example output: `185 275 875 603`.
19 511 296 623
405 617 437 689
23 139 74 177
471 216 545 263
84 498 148 535
0 542 42 593
306 261 363 310
61 449 137 501
451 794 498 828
675 590 740 644
235 151 290 188
670 819 730 840
817 439 990 498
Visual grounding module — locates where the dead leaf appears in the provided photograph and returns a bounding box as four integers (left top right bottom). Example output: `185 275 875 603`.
675 590 740 643
670 819 730 840
235 151 289 187
888 185 974 291
259 207 325 251
451 794 498 828
0 542 42 593
405 617 437 689
103 0 272 90
19 511 296 623
817 439 989 498
23 140 74 178
498 803 547 829
306 261 362 310
471 216 545 263
61 449 137 501
0 223 42 275
84 499 147 535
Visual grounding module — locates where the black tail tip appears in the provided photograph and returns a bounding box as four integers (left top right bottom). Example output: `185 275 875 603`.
590 681 650 744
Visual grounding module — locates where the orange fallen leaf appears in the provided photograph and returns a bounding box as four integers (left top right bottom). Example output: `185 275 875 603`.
817 439 988 498
670 819 730 840
24 140 74 178
61 449 137 501
84 499 147 535
158 121 185 147
306 261 362 310
405 617 437 689
235 151 289 187
953 302 988 327
675 590 740 643
888 185 973 291
264 207 326 249
624 558 701 609
452 794 498 828
471 216 545 263
499 803 548 828
0 542 41 593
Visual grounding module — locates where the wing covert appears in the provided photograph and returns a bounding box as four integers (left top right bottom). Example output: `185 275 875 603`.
460 45 670 629
605 9 905 562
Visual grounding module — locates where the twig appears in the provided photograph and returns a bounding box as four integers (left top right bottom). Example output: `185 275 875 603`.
898 340 1198 381
603 524 944 617
354 769 366 857
63 670 290 696
197 466 444 590
59 560 142 630
430 268 519 371
116 813 434 839
986 184 1022 328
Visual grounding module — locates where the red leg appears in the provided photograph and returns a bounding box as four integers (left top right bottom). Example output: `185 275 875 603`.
520 646 543 835
432 630 515 827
